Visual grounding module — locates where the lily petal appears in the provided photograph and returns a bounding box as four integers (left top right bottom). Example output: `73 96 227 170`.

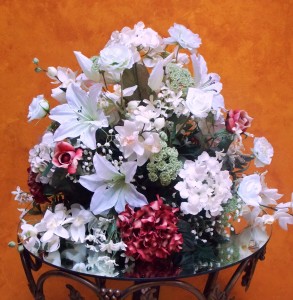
74 51 101 82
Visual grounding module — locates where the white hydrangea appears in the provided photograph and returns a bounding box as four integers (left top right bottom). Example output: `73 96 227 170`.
127 99 165 130
29 131 55 174
107 21 165 67
175 152 232 217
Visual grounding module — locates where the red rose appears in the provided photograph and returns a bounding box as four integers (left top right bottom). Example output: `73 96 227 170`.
225 109 253 133
117 196 183 262
52 141 82 174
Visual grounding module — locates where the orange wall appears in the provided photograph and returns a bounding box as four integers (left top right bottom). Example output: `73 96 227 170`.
0 0 292 299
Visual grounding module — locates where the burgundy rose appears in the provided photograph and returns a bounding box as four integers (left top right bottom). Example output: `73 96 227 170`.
52 141 82 174
225 109 253 133
27 168 48 204
117 196 183 262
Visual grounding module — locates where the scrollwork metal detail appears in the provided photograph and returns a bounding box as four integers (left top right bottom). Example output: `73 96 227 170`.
66 284 85 300
19 242 268 300
241 245 267 290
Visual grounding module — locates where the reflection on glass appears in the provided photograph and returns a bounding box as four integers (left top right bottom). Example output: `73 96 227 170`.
19 212 270 281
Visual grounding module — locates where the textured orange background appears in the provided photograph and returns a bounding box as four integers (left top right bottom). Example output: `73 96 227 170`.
0 0 292 299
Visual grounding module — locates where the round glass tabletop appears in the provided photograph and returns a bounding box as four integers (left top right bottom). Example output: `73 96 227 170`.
19 213 270 282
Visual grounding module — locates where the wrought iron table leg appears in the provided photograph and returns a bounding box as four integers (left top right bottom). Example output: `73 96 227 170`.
19 247 42 297
204 271 219 297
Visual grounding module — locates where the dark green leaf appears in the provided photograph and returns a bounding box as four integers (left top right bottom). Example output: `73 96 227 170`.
42 162 53 177
122 63 151 101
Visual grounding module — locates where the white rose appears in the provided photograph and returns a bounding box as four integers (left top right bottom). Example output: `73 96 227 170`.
27 95 49 122
99 45 136 74
237 174 262 206
164 23 201 51
185 88 213 118
252 137 274 167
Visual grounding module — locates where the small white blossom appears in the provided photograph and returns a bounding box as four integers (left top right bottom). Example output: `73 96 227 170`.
100 240 127 253
11 186 33 203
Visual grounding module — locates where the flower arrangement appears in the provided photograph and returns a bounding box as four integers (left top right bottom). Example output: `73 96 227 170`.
13 22 292 276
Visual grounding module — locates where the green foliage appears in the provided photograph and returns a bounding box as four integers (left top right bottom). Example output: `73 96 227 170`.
214 129 235 152
122 63 151 101
27 202 43 215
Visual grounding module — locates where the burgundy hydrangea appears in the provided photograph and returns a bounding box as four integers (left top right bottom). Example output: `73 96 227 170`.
125 259 181 279
117 196 183 262
27 168 48 204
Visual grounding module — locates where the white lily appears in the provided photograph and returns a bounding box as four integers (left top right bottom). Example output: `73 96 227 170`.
67 204 94 243
79 153 147 215
49 83 109 149
148 50 176 92
35 204 70 252
191 54 222 94
191 54 225 119
74 51 101 82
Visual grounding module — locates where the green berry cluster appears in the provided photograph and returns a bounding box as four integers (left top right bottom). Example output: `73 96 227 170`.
147 142 182 186
166 63 194 96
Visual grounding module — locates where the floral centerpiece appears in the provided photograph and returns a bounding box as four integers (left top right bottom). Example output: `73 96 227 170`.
13 22 292 276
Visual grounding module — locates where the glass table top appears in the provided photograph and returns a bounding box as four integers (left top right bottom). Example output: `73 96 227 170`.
20 213 271 282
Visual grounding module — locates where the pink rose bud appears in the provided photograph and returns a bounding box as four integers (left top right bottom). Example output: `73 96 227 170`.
225 109 253 133
52 141 83 174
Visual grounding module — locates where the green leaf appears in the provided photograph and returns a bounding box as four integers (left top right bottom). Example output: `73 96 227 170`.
51 168 68 189
42 162 53 177
28 206 42 215
216 130 235 152
122 63 151 101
